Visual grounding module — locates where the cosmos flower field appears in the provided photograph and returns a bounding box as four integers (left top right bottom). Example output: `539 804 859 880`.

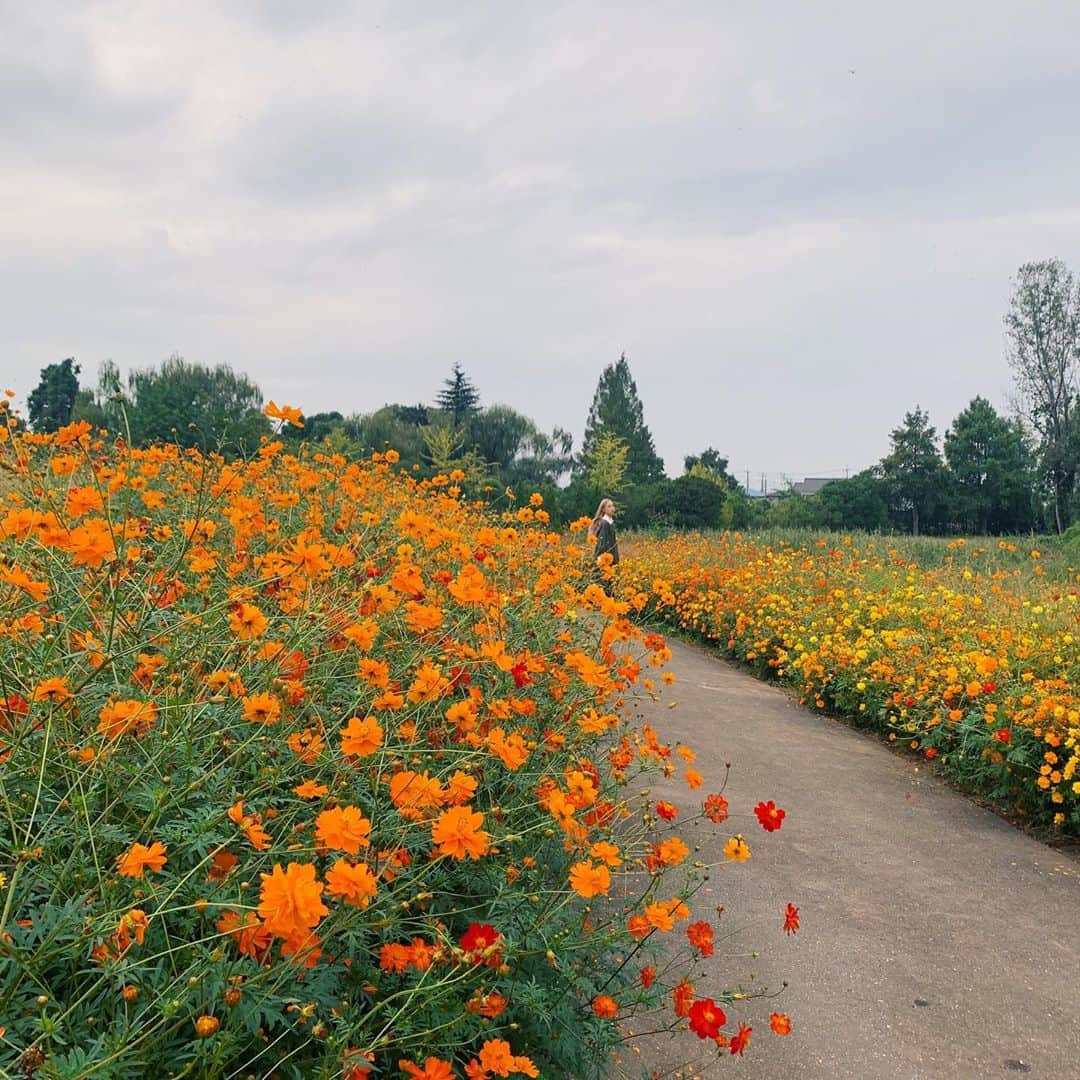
619 531 1080 833
0 413 793 1078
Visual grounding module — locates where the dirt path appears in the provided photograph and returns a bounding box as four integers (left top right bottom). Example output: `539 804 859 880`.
614 638 1080 1080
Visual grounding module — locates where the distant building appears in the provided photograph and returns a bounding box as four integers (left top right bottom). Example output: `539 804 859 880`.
791 477 837 497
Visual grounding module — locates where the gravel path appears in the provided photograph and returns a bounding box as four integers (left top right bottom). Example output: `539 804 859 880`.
616 638 1080 1080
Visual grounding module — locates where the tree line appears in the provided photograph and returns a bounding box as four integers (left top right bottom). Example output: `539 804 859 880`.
21 258 1080 536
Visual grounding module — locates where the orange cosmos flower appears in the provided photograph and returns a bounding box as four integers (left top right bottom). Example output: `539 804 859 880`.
684 767 703 790
242 692 281 725
0 565 49 601
724 836 751 862
286 729 324 764
216 910 272 961
443 769 478 806
257 862 328 939
97 699 157 740
644 898 690 932
703 793 729 823
389 769 444 818
193 1015 219 1038
228 602 268 640
32 677 74 704
466 992 509 1019
656 836 690 867
340 715 383 757
342 620 379 650
325 859 378 908
592 994 618 1019
687 920 714 957
399 1059 455 1080
116 841 168 879
207 847 238 881
431 805 489 860
569 861 611 898
406 662 450 703
589 840 622 867
488 727 528 770
67 519 115 567
404 601 444 633
227 800 272 851
672 979 694 1017
263 400 304 427
315 805 372 854
770 1012 792 1035
293 780 329 798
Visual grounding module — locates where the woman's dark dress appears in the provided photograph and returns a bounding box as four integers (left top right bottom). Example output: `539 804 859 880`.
592 518 619 594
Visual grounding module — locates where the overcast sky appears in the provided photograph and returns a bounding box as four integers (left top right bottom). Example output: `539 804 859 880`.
4 1 1080 484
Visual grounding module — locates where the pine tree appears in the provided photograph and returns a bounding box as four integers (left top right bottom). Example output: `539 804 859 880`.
28 357 80 433
435 364 481 428
579 354 665 484
879 406 944 536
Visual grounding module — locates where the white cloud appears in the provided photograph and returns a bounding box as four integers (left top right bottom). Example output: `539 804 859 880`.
3 0 1080 477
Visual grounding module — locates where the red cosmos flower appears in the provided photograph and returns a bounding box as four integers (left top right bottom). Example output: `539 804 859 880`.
511 661 532 688
783 903 800 935
688 998 726 1040
0 694 29 729
640 965 656 989
753 800 786 832
983 681 997 695
994 728 1012 744
459 923 502 966
924 747 938 760
730 1023 752 1056
703 793 729 823
448 666 472 689
655 800 678 821
686 920 714 957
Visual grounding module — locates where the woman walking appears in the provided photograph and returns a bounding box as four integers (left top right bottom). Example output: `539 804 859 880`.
588 498 619 595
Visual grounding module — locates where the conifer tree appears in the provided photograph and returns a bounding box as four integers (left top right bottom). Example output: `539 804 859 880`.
435 364 481 428
579 353 665 484
28 357 80 433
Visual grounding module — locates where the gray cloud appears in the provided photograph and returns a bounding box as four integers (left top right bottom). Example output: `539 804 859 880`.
3 0 1080 482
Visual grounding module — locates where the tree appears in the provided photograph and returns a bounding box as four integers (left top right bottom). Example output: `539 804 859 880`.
579 354 665 484
510 426 573 488
1005 259 1080 532
586 431 630 493
944 397 1035 534
879 407 945 536
684 447 738 488
466 405 535 477
435 364 481 428
420 421 492 489
465 405 574 488
28 358 80 433
125 354 270 455
817 470 890 532
647 475 726 529
354 406 428 468
278 411 340 442
766 490 826 529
